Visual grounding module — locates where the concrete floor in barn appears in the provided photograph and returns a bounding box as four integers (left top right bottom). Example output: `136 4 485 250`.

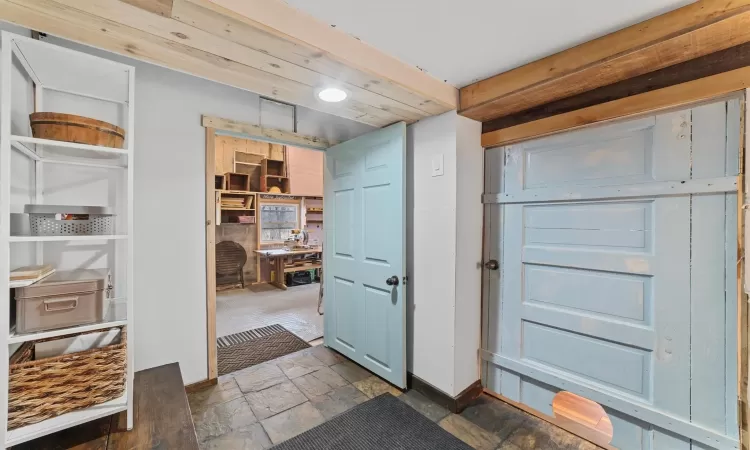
216 283 324 342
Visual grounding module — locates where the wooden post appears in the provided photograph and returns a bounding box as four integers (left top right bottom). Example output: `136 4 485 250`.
206 127 218 380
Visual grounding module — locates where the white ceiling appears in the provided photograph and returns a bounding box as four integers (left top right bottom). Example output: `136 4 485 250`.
283 0 695 88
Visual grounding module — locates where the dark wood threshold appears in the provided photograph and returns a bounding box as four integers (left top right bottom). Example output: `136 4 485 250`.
407 372 483 414
12 363 199 450
186 377 218 393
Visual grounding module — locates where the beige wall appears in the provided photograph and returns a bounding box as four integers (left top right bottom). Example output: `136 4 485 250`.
288 146 324 196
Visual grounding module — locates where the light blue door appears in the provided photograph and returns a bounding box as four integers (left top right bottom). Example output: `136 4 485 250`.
482 99 741 449
324 122 406 388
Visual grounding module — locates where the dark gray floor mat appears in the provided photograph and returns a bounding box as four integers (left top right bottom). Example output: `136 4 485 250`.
272 394 473 450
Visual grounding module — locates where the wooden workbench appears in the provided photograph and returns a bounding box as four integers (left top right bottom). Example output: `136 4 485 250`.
254 247 322 290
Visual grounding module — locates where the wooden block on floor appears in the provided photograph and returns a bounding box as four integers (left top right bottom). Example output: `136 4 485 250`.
13 363 199 450
108 363 199 449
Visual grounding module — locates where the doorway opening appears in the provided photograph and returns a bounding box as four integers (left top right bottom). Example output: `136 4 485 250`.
209 131 326 376
204 117 408 388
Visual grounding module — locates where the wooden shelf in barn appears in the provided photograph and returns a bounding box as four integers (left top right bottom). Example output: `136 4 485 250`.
284 264 322 273
223 172 250 191
260 158 290 193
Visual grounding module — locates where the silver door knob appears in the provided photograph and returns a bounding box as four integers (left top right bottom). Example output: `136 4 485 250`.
485 260 499 270
386 276 399 286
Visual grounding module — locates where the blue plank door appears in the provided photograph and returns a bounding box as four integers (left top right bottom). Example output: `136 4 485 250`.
482 99 741 450
323 122 407 388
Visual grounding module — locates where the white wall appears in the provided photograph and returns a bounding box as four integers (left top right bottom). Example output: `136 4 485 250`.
407 113 459 394
406 111 483 397
3 22 373 384
453 115 483 393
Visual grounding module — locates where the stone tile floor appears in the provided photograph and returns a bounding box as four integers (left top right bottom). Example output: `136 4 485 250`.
188 345 599 450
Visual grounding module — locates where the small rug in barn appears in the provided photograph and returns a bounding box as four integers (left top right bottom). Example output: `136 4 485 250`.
271 394 473 450
217 324 310 376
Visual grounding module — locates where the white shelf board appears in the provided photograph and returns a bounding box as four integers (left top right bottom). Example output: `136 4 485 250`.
43 158 127 170
11 142 126 170
10 140 40 160
9 234 128 242
5 392 128 447
8 304 127 344
12 136 129 160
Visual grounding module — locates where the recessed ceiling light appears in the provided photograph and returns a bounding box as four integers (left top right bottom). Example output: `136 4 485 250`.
317 87 348 103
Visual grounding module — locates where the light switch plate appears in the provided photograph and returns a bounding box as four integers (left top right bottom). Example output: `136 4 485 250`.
431 154 444 177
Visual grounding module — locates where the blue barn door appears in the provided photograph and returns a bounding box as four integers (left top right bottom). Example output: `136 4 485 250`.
323 122 406 388
482 99 741 450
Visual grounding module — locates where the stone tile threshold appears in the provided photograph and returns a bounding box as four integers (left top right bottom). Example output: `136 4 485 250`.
188 346 600 450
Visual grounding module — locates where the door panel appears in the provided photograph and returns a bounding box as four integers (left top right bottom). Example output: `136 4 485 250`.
324 122 406 388
524 264 649 322
482 100 741 449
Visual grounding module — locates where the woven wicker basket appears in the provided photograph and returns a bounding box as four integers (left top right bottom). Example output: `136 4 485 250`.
8 327 127 430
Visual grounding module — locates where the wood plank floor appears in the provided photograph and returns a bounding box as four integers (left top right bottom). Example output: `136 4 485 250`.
12 363 199 450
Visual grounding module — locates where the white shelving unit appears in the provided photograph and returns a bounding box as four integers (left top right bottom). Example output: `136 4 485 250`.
8 234 129 242
0 32 135 448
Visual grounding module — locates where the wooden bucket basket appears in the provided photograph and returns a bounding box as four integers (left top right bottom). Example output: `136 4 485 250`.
30 112 126 149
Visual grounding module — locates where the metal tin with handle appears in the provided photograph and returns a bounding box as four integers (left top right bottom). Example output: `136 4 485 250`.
14 269 110 334
43 296 79 312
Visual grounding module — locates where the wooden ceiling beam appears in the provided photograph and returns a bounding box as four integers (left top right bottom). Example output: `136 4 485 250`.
54 0 427 123
201 0 458 111
482 41 750 134
172 0 451 116
0 0 390 126
460 0 750 123
202 115 334 150
0 0 456 127
121 0 173 17
481 65 750 148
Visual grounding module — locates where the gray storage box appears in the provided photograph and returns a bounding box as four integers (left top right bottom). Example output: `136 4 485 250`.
14 269 111 334
24 205 115 236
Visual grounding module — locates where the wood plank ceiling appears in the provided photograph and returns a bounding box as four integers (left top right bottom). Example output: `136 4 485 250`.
0 0 458 127
460 0 750 142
